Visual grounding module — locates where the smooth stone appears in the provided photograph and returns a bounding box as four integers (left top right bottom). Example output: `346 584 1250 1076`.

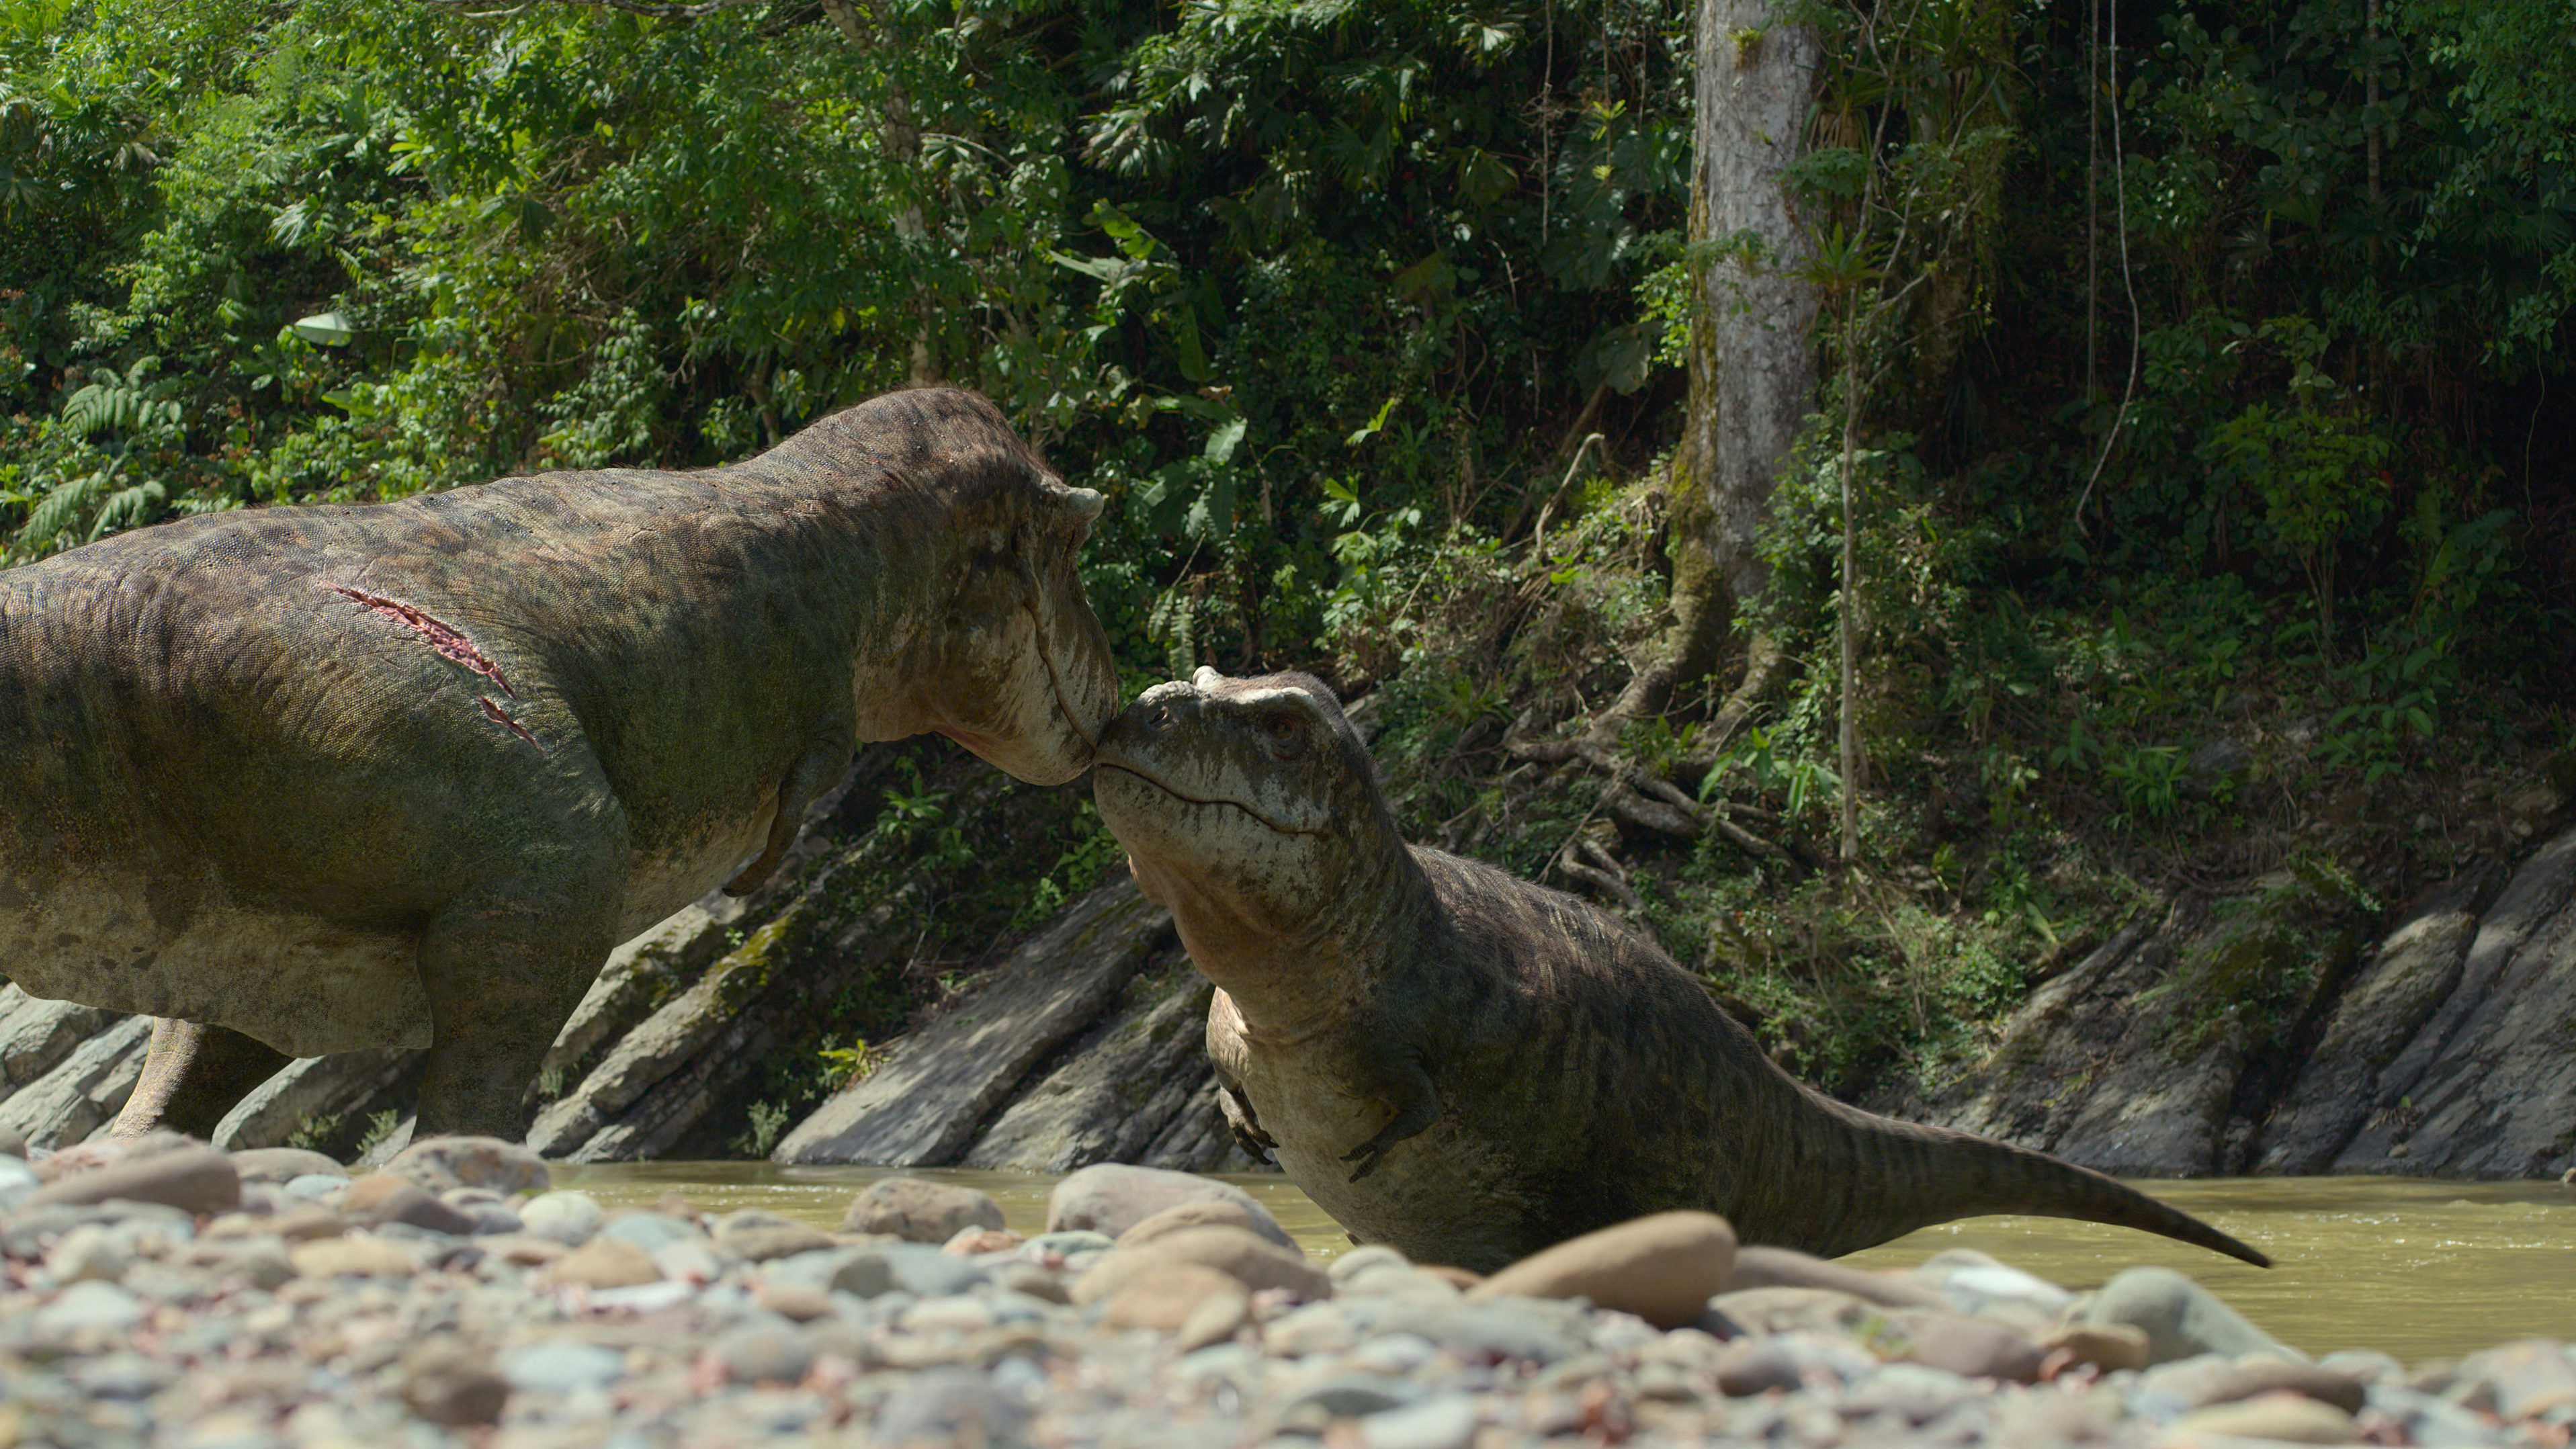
519 1190 607 1245
200 1236 296 1290
1468 1211 1735 1330
598 1211 703 1252
225 1148 347 1186
1878 1309 2046 1383
1045 1163 1279 1241
2458 1338 2576 1420
990 1261 1070 1305
505 1339 626 1393
26 1144 240 1216
1328 1245 1412 1281
1724 1244 1948 1309
2038 1323 2153 1374
2084 1266 2301 1366
400 1340 511 1428
590 1279 697 1313
457 1201 523 1235
343 1178 477 1235
67 1349 174 1399
2172 1391 2362 1443
1357 1394 1480 1449
759 1282 834 1323
872 1366 1032 1446
1712 1339 1805 1397
2191 1358 2370 1415
651 1238 728 1284
1098 1262 1246 1333
1020 1229 1116 1259
710 1321 816 1385
263 1203 349 1242
715 1212 836 1262
1115 1196 1299 1254
34 1279 145 1334
943 1227 1023 1256
0 1153 37 1211
1075 1225 1330 1305
843 1177 1006 1243
0 1121 25 1157
1842 1362 1977 1423
542 1238 663 1289
1279 1370 1419 1418
820 1241 987 1299
1708 1285 1877 1337
1918 1255 2079 1318
289 1236 417 1278
1374 1300 1586 1365
280 1172 347 1203
384 1135 549 1196
45 1223 129 1284
1337 1263 1465 1304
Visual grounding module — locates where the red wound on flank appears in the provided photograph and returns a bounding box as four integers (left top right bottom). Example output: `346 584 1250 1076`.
478 697 541 749
320 582 517 697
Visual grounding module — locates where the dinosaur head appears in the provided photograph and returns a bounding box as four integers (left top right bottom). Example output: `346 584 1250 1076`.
837 388 1121 785
1093 667 1401 960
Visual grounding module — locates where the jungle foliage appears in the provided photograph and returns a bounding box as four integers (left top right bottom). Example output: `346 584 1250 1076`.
5 0 2571 1102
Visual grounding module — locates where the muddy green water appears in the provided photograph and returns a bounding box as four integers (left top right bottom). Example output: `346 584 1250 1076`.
555 1166 2575 1366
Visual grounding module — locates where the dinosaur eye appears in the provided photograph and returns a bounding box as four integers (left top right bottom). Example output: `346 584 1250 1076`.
1259 711 1306 758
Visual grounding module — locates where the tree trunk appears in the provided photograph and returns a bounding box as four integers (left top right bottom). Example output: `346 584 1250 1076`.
1600 5 1820 739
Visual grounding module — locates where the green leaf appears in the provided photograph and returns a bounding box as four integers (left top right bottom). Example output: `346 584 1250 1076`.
1203 414 1246 464
292 312 353 347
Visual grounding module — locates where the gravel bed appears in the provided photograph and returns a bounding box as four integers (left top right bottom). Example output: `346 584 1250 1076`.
1 1135 2568 1448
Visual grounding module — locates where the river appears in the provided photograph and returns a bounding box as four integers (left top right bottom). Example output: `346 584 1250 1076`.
556 1163 2575 1364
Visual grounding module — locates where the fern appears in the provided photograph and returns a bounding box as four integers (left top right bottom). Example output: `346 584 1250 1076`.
60 359 183 439
86 478 165 541
12 466 107 559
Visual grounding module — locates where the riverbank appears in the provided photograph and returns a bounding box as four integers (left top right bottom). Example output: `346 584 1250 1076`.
4 1133 2569 1449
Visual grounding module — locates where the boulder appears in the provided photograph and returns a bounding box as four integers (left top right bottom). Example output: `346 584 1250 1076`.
0 985 120 1094
842 1178 1005 1243
2081 1265 2302 1365
772 879 1171 1165
2253 873 2493 1172
1468 1211 1737 1330
961 953 1264 1174
2324 828 2576 1176
27 1143 239 1216
0 1014 151 1149
1045 1163 1279 1243
206 1047 423 1155
385 1135 550 1196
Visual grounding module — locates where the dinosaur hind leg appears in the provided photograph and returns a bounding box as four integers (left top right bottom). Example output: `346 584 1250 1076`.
112 1019 294 1141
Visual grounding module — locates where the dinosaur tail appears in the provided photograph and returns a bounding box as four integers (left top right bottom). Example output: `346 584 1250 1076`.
1736 1090 2271 1268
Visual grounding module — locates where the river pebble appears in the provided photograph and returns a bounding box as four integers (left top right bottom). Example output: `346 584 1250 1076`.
3 1135 2573 1448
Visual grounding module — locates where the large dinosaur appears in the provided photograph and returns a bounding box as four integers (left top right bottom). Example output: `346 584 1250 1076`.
1092 667 2270 1273
1 387 1121 1143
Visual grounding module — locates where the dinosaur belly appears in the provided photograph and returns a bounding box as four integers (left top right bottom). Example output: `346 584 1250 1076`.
0 867 431 1059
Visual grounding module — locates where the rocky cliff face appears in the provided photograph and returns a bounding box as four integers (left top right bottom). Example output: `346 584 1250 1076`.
1885 825 2576 1182
1 779 2569 1185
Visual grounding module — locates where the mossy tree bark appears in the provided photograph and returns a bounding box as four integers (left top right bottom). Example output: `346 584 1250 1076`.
1598 1 1819 747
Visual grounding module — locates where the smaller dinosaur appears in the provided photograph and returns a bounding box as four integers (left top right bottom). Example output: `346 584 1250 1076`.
1093 667 2270 1274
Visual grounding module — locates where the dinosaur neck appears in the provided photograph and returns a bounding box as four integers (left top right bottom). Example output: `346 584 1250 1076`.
1160 832 1439 1046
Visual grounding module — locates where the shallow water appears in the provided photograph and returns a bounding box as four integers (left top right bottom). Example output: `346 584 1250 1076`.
556 1163 2576 1364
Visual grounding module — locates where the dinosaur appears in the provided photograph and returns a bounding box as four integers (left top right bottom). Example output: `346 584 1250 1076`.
1092 667 2270 1274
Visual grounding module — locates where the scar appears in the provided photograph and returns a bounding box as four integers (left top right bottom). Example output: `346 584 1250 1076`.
478 697 542 749
320 582 516 697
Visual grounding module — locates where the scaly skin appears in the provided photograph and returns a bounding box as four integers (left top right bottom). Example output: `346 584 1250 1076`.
1094 668 2270 1274
0 387 1122 1142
